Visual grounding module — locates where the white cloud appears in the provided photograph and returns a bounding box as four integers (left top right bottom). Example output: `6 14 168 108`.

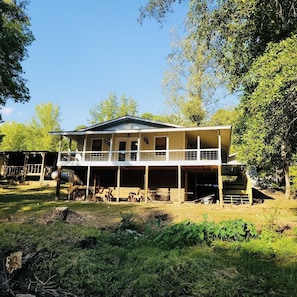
0 107 13 115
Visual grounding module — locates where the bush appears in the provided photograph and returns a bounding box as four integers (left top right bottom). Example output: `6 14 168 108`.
144 219 257 249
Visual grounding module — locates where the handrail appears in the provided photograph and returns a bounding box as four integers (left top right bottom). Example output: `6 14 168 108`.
58 148 220 163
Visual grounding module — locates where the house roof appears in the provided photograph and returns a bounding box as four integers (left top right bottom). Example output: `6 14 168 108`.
50 115 231 135
78 115 183 132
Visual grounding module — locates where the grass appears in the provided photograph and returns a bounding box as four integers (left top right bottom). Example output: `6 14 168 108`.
0 182 297 296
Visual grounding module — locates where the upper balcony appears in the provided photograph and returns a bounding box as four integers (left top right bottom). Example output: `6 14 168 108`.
58 148 221 167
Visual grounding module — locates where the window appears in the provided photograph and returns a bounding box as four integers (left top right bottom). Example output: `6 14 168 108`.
91 139 103 151
155 136 166 156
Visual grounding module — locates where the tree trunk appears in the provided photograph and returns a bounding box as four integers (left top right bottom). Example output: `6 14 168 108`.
281 141 291 199
284 162 290 199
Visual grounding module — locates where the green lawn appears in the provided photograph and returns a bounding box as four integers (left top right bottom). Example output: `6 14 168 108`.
0 182 296 297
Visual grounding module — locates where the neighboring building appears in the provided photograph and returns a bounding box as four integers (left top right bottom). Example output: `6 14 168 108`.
0 151 57 183
50 116 252 204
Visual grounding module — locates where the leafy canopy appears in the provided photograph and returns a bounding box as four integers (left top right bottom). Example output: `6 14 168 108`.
88 93 138 124
0 0 34 119
140 0 297 89
0 103 62 151
234 35 297 171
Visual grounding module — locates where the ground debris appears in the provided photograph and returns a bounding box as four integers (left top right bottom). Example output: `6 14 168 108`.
39 207 83 224
6 251 22 274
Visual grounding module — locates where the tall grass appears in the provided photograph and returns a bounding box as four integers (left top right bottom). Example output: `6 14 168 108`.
0 184 296 296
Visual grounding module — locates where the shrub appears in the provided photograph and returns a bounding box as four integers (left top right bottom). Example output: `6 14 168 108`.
147 219 257 249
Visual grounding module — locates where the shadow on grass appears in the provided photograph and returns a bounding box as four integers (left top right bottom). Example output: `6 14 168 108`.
252 188 275 200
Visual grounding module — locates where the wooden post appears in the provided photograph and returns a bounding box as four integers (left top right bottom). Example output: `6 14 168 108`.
39 152 45 184
55 167 61 200
86 166 91 199
144 165 149 202
93 175 97 201
117 166 121 202
178 165 182 204
246 174 253 204
218 165 224 206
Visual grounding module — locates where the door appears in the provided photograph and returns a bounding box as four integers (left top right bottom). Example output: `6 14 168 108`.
117 138 138 161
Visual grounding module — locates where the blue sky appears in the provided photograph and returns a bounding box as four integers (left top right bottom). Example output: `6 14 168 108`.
2 0 191 130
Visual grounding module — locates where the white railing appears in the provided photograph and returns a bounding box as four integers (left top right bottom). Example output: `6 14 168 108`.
59 148 220 164
1 164 43 176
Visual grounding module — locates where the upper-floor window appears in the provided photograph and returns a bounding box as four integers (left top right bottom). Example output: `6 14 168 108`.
91 139 103 151
155 136 166 155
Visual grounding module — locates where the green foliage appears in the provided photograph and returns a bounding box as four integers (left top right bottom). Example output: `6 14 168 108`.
207 107 238 126
0 188 296 297
1 220 296 297
0 102 62 151
88 93 138 124
0 121 28 150
0 0 34 118
149 220 257 249
233 35 297 197
140 0 297 90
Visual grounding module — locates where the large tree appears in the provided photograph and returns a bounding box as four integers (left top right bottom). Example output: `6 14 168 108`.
27 102 62 151
162 25 220 126
139 0 297 89
88 93 138 124
233 35 297 198
0 0 34 119
0 121 28 150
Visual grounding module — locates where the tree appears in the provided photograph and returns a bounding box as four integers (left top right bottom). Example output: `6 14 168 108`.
139 0 297 89
27 103 62 151
162 12 223 126
207 107 238 126
0 0 34 120
0 121 28 150
88 93 138 124
233 35 297 198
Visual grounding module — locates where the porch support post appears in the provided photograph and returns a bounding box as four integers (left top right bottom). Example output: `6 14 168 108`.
178 165 182 204
137 133 140 161
55 166 61 200
117 166 121 202
166 137 169 161
39 152 46 184
184 170 188 202
83 136 87 161
218 131 222 161
197 135 200 160
144 165 149 202
109 137 113 161
86 165 91 198
58 136 62 163
246 173 253 204
218 165 224 206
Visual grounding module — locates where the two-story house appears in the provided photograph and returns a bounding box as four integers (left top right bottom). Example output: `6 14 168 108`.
50 115 252 204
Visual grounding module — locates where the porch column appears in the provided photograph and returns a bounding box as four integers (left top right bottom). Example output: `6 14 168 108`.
184 170 188 202
58 136 63 162
117 166 121 202
246 174 253 204
55 166 61 200
197 136 200 160
166 137 169 161
178 165 182 204
109 137 113 161
218 131 222 161
85 166 91 198
144 165 149 202
39 152 45 184
218 165 224 206
83 136 87 161
137 134 140 161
